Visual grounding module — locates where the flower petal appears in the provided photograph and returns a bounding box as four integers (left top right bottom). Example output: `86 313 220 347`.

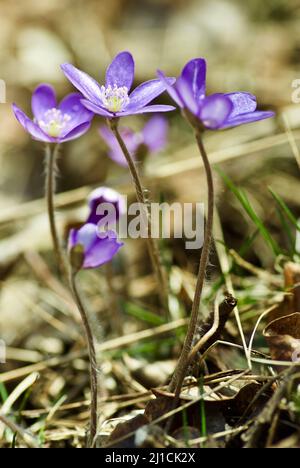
12 104 54 143
81 99 113 118
99 126 138 166
126 78 176 112
199 94 233 129
60 121 91 142
76 223 98 250
221 111 275 129
157 70 183 108
225 92 257 118
31 84 57 121
70 224 123 269
117 104 175 117
68 228 78 251
142 116 168 153
59 93 94 124
181 58 206 101
61 63 103 104
87 187 126 225
57 93 94 136
176 76 199 115
105 51 135 91
85 230 123 269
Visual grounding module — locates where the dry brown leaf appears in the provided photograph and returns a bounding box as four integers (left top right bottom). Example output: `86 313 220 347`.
266 262 300 325
105 414 149 448
264 313 300 362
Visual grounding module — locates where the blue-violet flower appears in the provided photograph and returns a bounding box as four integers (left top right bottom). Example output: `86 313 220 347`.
61 51 176 118
158 58 275 130
13 84 94 143
68 223 123 270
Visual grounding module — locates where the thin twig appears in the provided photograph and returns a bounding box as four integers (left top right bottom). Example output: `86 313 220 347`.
188 292 237 364
229 249 281 287
0 414 40 448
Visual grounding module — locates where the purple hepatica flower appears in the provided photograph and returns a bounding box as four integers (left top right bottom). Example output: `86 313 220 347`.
99 115 168 167
69 223 123 270
12 84 94 143
158 59 275 130
61 51 176 119
87 187 126 226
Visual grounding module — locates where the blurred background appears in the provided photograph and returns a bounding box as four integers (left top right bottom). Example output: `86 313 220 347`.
0 0 300 264
0 0 300 400
0 0 299 195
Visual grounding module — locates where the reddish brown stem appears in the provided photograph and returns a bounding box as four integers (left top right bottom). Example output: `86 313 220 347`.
109 119 169 315
45 144 68 279
169 129 214 396
69 271 98 447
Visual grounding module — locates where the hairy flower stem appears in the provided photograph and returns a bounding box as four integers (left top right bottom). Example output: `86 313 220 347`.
45 144 68 279
169 128 214 396
108 119 169 315
69 271 98 447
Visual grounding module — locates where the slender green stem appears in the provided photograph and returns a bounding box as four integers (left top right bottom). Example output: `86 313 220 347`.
169 129 214 396
45 144 68 278
108 119 169 314
69 271 98 447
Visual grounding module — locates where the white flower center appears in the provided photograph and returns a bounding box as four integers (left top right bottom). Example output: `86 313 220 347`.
100 84 130 113
37 108 72 137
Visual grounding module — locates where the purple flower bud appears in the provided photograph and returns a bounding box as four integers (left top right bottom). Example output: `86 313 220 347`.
68 223 123 270
87 187 126 226
99 116 168 167
158 58 275 130
12 85 94 143
61 51 176 119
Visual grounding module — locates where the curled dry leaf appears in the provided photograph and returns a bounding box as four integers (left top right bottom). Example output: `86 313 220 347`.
104 413 150 448
266 262 300 325
264 312 300 362
284 262 300 290
145 380 262 437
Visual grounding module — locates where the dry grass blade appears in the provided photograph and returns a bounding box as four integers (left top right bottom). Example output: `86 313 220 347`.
282 114 300 172
213 209 250 367
0 414 40 449
0 319 187 383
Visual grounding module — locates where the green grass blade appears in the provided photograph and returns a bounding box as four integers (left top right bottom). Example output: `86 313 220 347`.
199 376 207 447
275 206 295 255
269 187 300 231
0 382 8 403
217 169 281 256
123 301 166 326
